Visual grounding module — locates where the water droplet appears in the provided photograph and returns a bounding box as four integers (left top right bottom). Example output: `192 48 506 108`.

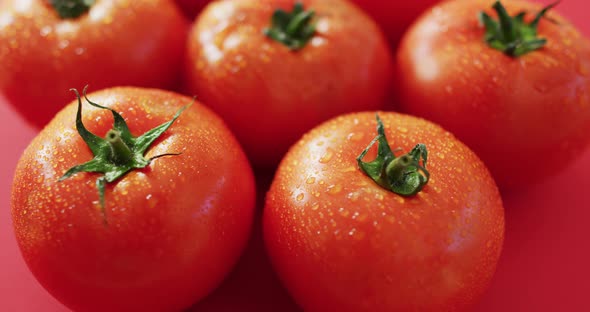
327 184 342 195
75 47 85 55
347 132 365 142
40 26 52 37
473 59 483 70
347 192 359 202
340 166 356 173
311 203 319 211
374 193 384 201
146 194 157 209
355 180 368 187
58 40 69 49
348 228 365 240
296 193 305 201
338 207 350 217
306 177 316 184
319 148 334 164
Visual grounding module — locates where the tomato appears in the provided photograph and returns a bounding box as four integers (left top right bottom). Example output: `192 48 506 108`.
350 0 440 48
188 174 301 312
175 0 211 19
10 87 256 312
0 0 189 128
183 0 393 168
264 112 505 311
396 0 590 189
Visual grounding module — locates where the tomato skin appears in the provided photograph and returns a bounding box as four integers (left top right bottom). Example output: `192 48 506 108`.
350 0 439 48
264 112 504 311
396 0 590 189
183 0 393 168
10 87 256 312
0 0 189 128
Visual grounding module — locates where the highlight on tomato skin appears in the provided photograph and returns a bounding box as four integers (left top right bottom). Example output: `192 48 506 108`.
183 0 394 169
0 0 189 128
10 87 257 312
264 111 505 312
396 0 590 189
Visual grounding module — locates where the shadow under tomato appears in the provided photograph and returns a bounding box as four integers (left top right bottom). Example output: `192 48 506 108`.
186 173 301 312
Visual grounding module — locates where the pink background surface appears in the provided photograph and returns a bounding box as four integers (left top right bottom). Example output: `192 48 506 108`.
1 0 589 311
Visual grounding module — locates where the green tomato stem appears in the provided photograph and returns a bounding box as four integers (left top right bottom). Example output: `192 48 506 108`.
479 1 559 57
357 115 429 197
47 0 95 19
105 130 134 166
263 2 316 51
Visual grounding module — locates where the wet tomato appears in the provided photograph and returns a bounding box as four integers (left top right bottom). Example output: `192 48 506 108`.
264 112 505 311
0 0 188 127
396 0 590 188
11 87 256 312
183 0 393 168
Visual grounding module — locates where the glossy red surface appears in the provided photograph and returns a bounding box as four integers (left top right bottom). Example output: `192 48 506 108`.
1 0 589 310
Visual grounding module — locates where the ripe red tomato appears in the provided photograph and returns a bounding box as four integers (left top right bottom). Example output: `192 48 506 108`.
396 0 590 189
350 0 440 48
264 112 505 311
11 87 256 312
0 0 189 128
175 0 211 19
183 0 393 168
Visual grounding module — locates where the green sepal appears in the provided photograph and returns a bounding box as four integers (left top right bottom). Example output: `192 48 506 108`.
48 0 95 19
478 1 559 57
263 2 316 51
357 115 429 197
59 86 190 217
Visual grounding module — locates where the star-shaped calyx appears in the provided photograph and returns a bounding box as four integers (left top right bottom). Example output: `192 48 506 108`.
357 115 430 196
59 87 190 218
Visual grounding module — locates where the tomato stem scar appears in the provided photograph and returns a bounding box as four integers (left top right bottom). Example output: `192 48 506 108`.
357 114 429 196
